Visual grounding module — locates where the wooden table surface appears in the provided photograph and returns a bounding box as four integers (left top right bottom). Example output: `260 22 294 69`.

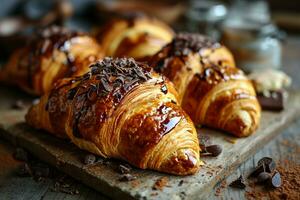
0 36 299 200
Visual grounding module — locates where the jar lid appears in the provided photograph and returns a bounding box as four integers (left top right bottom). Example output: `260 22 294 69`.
186 1 227 23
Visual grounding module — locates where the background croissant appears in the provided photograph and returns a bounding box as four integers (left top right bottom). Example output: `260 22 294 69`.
0 26 103 95
150 33 261 137
26 57 200 175
95 16 174 61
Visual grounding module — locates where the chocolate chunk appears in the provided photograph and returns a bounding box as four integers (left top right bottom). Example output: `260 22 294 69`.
119 174 137 182
257 91 284 111
257 172 271 183
14 147 28 161
118 164 131 174
11 100 25 110
257 157 276 173
17 163 32 177
229 175 246 189
84 154 96 165
205 145 222 157
270 172 281 188
178 180 184 186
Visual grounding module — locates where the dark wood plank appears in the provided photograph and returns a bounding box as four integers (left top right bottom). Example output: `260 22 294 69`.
0 86 300 200
209 118 300 199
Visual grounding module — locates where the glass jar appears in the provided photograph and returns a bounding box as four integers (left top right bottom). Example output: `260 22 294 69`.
220 0 284 73
221 22 283 73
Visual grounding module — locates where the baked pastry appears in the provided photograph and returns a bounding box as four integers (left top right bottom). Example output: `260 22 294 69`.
0 26 103 95
95 16 174 61
26 57 200 175
149 33 261 137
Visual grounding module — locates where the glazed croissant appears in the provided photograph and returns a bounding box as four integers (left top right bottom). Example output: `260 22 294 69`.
150 33 261 137
0 26 103 95
95 16 174 61
26 57 200 175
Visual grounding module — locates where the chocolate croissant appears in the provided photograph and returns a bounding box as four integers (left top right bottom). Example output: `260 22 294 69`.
150 33 261 137
0 26 103 95
95 16 174 61
26 57 200 175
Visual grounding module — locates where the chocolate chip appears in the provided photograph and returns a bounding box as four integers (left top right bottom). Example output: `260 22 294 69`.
270 172 281 188
119 174 137 182
84 154 96 165
11 100 25 110
17 163 32 177
229 175 246 189
257 172 271 183
118 164 131 174
257 157 276 173
205 145 222 157
248 164 266 178
14 147 28 161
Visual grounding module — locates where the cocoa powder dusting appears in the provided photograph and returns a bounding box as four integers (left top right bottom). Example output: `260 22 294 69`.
245 160 300 200
152 177 169 191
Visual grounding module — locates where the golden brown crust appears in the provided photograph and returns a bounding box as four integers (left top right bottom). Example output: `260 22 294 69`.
0 26 104 95
95 17 174 61
150 33 261 137
26 57 200 175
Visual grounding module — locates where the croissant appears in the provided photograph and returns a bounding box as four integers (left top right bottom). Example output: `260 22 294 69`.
149 33 261 137
0 26 103 95
26 57 200 175
95 16 174 61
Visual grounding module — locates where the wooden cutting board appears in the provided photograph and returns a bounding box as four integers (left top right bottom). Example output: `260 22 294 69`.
1 85 300 200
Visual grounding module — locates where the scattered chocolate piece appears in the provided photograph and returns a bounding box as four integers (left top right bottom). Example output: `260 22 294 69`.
248 164 266 178
84 154 96 165
205 145 222 157
257 172 271 183
257 91 284 111
14 147 28 161
11 100 26 110
152 177 169 190
257 157 276 173
118 164 131 174
270 172 282 188
229 175 246 189
119 174 137 182
178 180 184 186
17 163 32 177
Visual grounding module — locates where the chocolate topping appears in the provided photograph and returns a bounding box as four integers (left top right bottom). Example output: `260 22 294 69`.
18 25 84 87
47 57 153 139
167 33 220 57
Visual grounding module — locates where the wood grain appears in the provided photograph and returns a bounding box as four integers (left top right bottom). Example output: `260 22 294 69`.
0 85 300 200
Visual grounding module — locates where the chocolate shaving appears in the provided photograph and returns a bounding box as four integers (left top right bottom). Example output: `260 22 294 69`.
168 33 220 57
229 175 246 189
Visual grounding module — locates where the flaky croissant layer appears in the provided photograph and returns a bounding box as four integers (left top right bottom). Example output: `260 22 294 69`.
150 33 261 137
95 16 174 61
0 26 103 95
26 57 201 175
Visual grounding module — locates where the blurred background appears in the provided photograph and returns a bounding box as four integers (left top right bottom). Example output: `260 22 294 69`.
0 0 299 72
